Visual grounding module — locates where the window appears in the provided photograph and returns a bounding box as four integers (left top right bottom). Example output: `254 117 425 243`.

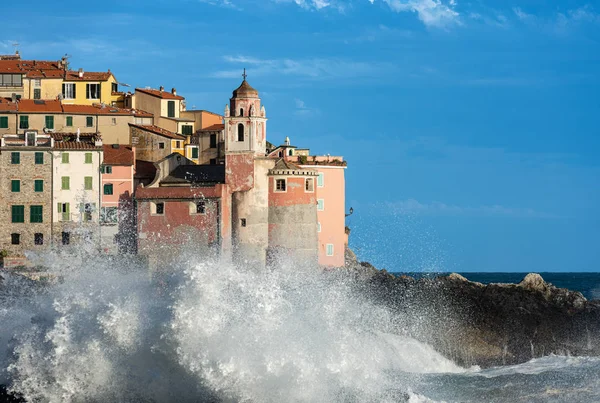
85 153 92 164
62 83 76 99
326 244 334 257
61 153 69 164
82 203 94 222
191 148 199 159
34 89 41 100
0 74 22 87
241 218 247 227
11 180 20 192
84 177 93 190
158 142 165 150
155 202 164 215
11 205 25 223
86 83 100 99
317 199 324 211
61 176 70 190
19 116 29 129
112 118 117 125
34 180 43 192
210 134 217 148
35 152 44 164
86 116 94 127
65 116 73 127
175 141 181 148
103 184 113 195
196 201 206 214
210 159 217 165
167 101 175 118
288 149 293 156
11 234 20 245
59 203 70 221
33 79 41 87
0 116 8 128
101 165 113 174
11 152 19 164
100 207 118 224
305 178 314 192
30 206 43 223
317 222 321 233
317 173 324 187
239 108 244 117
34 233 43 245
62 231 70 245
45 116 54 130
112 82 118 93
275 179 286 192
237 123 244 141
182 125 193 135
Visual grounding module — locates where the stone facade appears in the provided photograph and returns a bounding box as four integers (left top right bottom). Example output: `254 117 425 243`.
0 148 53 256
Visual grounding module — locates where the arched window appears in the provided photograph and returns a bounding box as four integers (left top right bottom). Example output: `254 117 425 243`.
237 123 244 142
288 149 293 156
239 108 244 117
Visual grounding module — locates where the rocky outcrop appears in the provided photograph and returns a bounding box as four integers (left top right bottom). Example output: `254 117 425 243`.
345 256 600 368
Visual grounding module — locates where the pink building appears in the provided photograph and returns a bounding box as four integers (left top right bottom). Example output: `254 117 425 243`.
100 144 135 253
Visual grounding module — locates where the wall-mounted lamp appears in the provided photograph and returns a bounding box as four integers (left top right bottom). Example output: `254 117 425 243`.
345 207 354 217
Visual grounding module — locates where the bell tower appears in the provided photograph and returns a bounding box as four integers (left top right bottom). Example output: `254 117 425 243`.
224 69 267 156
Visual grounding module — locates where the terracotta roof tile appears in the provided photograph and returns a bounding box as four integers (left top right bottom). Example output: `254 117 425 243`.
135 185 221 200
51 132 101 142
64 71 113 81
0 59 63 74
198 124 225 132
135 88 184 100
129 124 185 140
53 142 102 150
103 144 134 166
62 104 153 117
16 99 63 113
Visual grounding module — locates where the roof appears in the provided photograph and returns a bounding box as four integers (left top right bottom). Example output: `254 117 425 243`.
103 144 134 166
62 104 152 117
135 88 184 100
63 71 113 81
0 59 63 76
184 109 223 117
135 159 157 180
198 124 224 132
232 80 258 98
135 185 221 200
14 99 63 113
51 132 101 150
0 98 152 116
129 124 185 140
269 158 317 176
53 142 102 150
162 165 225 185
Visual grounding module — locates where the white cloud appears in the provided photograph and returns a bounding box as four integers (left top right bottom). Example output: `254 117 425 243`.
377 0 460 28
294 98 320 116
384 199 558 218
513 6 600 33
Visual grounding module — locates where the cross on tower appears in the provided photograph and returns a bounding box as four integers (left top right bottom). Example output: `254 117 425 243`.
242 68 247 80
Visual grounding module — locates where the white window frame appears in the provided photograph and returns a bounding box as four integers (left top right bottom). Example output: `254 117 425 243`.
33 79 41 87
326 244 334 257
63 82 76 99
152 201 165 216
86 83 100 100
189 201 206 215
317 199 324 211
274 178 287 193
317 222 321 233
305 177 314 193
317 173 324 187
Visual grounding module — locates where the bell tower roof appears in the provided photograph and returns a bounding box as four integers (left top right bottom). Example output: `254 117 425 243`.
232 69 259 98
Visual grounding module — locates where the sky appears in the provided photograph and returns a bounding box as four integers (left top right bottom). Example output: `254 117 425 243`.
3 0 600 272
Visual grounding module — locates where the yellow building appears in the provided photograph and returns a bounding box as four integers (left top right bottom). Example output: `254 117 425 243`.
0 54 125 107
129 87 195 135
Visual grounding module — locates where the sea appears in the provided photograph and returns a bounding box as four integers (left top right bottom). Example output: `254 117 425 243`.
392 272 600 301
1 254 599 403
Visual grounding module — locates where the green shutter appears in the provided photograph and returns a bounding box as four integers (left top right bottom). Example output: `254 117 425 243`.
86 117 94 127
84 176 93 190
192 148 199 159
104 184 113 195
34 180 43 192
61 176 70 190
11 152 20 164
35 152 44 164
85 153 92 164
19 116 28 129
11 206 24 223
45 116 54 129
66 116 73 127
168 101 175 118
30 206 43 223
11 180 20 192
62 153 69 164
0 116 8 128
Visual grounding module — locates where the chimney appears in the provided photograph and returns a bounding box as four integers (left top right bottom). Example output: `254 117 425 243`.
78 68 84 78
171 88 177 96
159 86 164 92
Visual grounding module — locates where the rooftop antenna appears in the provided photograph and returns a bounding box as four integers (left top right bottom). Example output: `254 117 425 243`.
12 42 19 55
63 54 72 70
242 68 247 81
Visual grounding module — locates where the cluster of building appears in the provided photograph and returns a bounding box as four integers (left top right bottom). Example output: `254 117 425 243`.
0 52 348 269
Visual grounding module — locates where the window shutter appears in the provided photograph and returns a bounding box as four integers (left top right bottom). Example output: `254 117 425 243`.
62 83 65 96
84 177 92 190
66 203 70 215
85 153 92 164
73 84 76 99
66 116 73 127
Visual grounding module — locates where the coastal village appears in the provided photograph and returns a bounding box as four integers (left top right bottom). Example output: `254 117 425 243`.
0 51 348 270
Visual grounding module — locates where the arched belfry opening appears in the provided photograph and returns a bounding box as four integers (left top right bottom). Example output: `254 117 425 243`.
238 123 245 141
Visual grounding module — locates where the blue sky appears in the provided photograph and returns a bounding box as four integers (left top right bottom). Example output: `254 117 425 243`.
3 0 600 272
